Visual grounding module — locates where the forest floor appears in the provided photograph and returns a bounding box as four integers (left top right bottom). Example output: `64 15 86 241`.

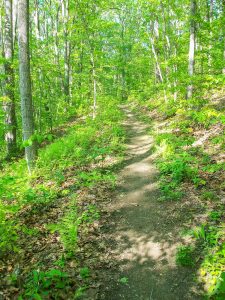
95 107 203 300
2 100 224 299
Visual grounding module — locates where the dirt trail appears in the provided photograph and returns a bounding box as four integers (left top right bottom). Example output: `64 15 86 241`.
98 108 202 300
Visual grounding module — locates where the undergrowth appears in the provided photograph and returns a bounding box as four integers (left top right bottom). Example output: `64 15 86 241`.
0 97 125 298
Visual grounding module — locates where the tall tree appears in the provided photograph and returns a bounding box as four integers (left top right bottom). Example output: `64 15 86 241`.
222 0 225 74
18 0 37 172
62 0 71 103
187 0 197 99
3 0 17 158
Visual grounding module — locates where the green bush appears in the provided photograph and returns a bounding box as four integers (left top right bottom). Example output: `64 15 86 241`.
176 245 195 267
21 268 69 299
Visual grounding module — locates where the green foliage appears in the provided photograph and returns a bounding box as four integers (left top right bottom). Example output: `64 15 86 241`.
37 126 96 172
56 199 78 255
2 0 225 297
176 245 195 267
201 190 218 201
36 100 124 180
54 256 66 268
209 211 222 221
22 269 69 299
50 201 100 256
158 99 177 118
119 277 129 285
0 99 124 265
74 286 88 299
80 267 90 279
159 178 184 201
22 185 58 205
158 152 197 184
211 133 225 148
77 171 116 188
47 198 99 256
80 205 100 224
155 133 195 151
213 272 225 299
0 217 18 256
21 225 40 236
187 108 224 128
157 148 206 200
202 163 225 174
192 225 207 241
199 242 225 297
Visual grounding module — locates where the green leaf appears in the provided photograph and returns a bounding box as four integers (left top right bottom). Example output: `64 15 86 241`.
119 277 129 284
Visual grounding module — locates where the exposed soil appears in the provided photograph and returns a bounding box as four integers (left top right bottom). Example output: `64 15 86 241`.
97 108 203 300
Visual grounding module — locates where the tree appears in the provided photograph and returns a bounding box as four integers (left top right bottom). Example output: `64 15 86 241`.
3 0 17 158
1 0 225 163
222 0 225 74
187 0 197 99
18 0 37 172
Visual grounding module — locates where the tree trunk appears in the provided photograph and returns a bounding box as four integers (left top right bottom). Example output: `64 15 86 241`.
34 0 40 39
222 0 225 74
187 0 197 99
3 0 17 158
149 20 167 102
62 0 71 103
78 43 83 98
18 0 37 173
150 36 164 83
91 51 97 119
120 17 127 101
207 0 213 72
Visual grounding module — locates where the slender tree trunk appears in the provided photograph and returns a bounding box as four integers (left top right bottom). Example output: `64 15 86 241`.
150 36 164 83
12 0 18 45
187 0 197 99
120 18 127 101
18 0 37 173
34 0 40 39
149 20 167 102
222 0 225 74
62 0 71 103
207 0 213 72
54 5 64 93
4 0 17 158
173 19 179 101
78 43 83 98
173 46 178 101
91 51 97 119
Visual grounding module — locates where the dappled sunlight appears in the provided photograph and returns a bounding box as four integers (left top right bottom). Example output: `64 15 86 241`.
108 115 159 212
115 230 178 266
127 141 153 156
102 109 202 299
124 161 155 174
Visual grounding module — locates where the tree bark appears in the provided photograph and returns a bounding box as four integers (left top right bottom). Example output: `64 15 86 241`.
120 16 127 101
149 20 167 102
222 0 225 74
18 0 37 173
187 0 197 99
62 0 71 103
206 0 213 72
91 51 97 119
34 0 40 39
3 0 17 158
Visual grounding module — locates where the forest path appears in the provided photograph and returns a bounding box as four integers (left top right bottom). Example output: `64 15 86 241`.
98 107 202 300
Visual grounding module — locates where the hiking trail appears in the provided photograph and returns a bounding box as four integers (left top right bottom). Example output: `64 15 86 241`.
98 108 202 300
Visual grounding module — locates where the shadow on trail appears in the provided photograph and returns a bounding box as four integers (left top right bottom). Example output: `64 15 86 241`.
98 109 204 300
